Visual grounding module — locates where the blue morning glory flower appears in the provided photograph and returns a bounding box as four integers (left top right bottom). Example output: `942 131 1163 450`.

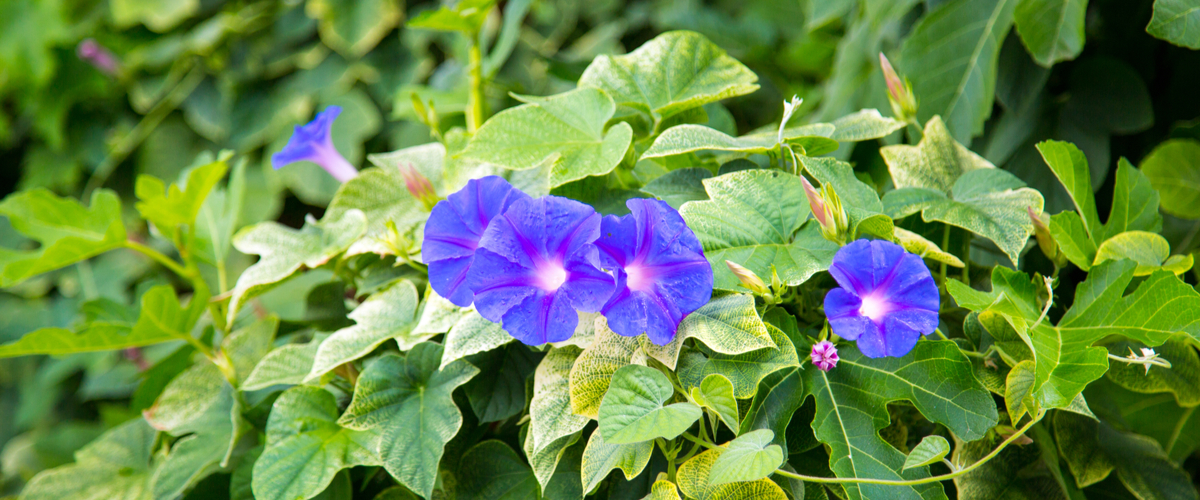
468 195 616 345
271 106 359 182
423 176 530 307
823 239 939 358
595 199 713 345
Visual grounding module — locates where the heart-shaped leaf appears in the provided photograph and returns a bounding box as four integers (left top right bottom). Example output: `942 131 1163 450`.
598 364 702 444
708 430 784 485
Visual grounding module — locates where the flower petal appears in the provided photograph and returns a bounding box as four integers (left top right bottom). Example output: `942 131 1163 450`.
468 248 539 322
500 289 579 345
272 106 342 169
562 249 617 313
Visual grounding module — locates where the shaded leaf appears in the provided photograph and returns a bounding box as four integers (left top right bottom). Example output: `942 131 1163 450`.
1013 0 1087 66
641 168 712 210
456 440 540 500
1054 411 1197 499
242 335 323 391
20 419 158 500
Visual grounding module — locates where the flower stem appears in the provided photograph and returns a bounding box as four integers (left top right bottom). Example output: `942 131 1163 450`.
466 41 486 134
773 412 1043 486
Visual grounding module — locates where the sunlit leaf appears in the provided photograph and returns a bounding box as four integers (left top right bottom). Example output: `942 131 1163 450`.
1146 0 1200 49
598 364 702 444
676 447 787 500
0 189 126 287
707 430 784 485
902 436 951 471
307 280 421 380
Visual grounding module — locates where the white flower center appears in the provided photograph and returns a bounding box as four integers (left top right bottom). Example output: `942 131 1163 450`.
625 264 651 291
858 294 889 321
538 262 568 291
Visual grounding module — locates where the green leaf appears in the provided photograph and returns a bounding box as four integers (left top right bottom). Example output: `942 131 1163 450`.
1140 139 1200 219
804 340 998 500
680 170 839 291
1093 231 1193 276
578 30 759 124
1104 339 1200 407
569 317 645 419
323 168 424 258
527 347 589 488
1146 0 1200 49
223 315 278 387
306 0 401 56
708 430 784 486
307 280 421 380
1102 380 1200 463
893 228 965 267
690 374 739 433
801 156 895 239
676 447 788 500
580 430 654 494
643 294 776 371
464 343 538 423
644 478 683 500
1013 0 1087 66
678 323 799 398
456 440 540 500
413 288 473 337
407 0 495 33
599 364 703 444
828 109 906 142
883 168 1043 266
900 0 1016 142
739 368 807 453
242 335 324 391
952 426 1066 500
135 159 228 236
111 0 197 31
20 418 158 500
640 123 838 159
338 342 479 498
0 285 205 357
1005 360 1039 423
1049 212 1097 271
1037 140 1102 238
1054 411 1197 499
902 436 951 471
641 168 713 210
227 208 367 323
881 117 997 192
458 88 634 188
440 310 513 369
0 189 125 287
534 432 584 500
252 386 381 500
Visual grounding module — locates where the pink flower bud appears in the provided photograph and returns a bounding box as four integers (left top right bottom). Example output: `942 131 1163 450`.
77 39 121 77
878 53 917 121
399 164 439 210
811 340 839 371
726 260 769 296
801 175 828 227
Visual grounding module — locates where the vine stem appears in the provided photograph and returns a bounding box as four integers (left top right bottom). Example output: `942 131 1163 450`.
773 412 1043 486
466 41 486 134
123 240 193 279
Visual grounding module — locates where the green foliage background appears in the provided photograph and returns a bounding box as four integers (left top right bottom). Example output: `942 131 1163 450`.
0 0 1199 499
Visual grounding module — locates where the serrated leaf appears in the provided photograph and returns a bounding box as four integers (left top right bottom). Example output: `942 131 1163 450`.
459 88 634 188
456 440 540 500
691 374 739 434
1140 139 1200 219
0 189 125 286
678 323 799 398
338 342 479 498
440 310 512 369
828 109 906 142
307 0 401 57
569 317 645 419
578 30 759 124
1147 0 1200 49
135 159 228 236
903 436 951 471
883 168 1043 266
580 430 655 493
1054 411 1197 499
1104 339 1200 407
407 0 494 33
899 0 1016 142
252 386 381 500
0 285 205 357
1093 230 1193 275
20 418 158 500
676 447 788 500
680 170 839 291
227 209 367 323
1014 0 1087 67
242 335 323 391
641 168 712 210
804 340 998 500
708 430 784 486
642 294 775 371
599 364 702 444
881 116 996 192
307 280 421 380
528 347 590 464
640 123 838 160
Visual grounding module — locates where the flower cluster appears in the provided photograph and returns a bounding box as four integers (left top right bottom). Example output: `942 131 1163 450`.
425 178 713 346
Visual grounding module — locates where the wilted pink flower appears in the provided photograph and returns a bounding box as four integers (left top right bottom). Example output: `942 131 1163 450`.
77 39 121 77
811 340 839 371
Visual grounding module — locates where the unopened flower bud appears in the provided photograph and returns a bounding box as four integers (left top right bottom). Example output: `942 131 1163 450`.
802 176 849 245
811 340 839 371
77 39 121 77
879 53 917 122
1028 207 1065 267
399 164 439 210
726 260 769 296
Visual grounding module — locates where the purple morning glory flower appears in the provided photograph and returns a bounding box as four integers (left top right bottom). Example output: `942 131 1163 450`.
468 195 616 345
595 199 712 345
823 239 939 358
424 176 530 307
271 106 358 182
811 340 839 371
